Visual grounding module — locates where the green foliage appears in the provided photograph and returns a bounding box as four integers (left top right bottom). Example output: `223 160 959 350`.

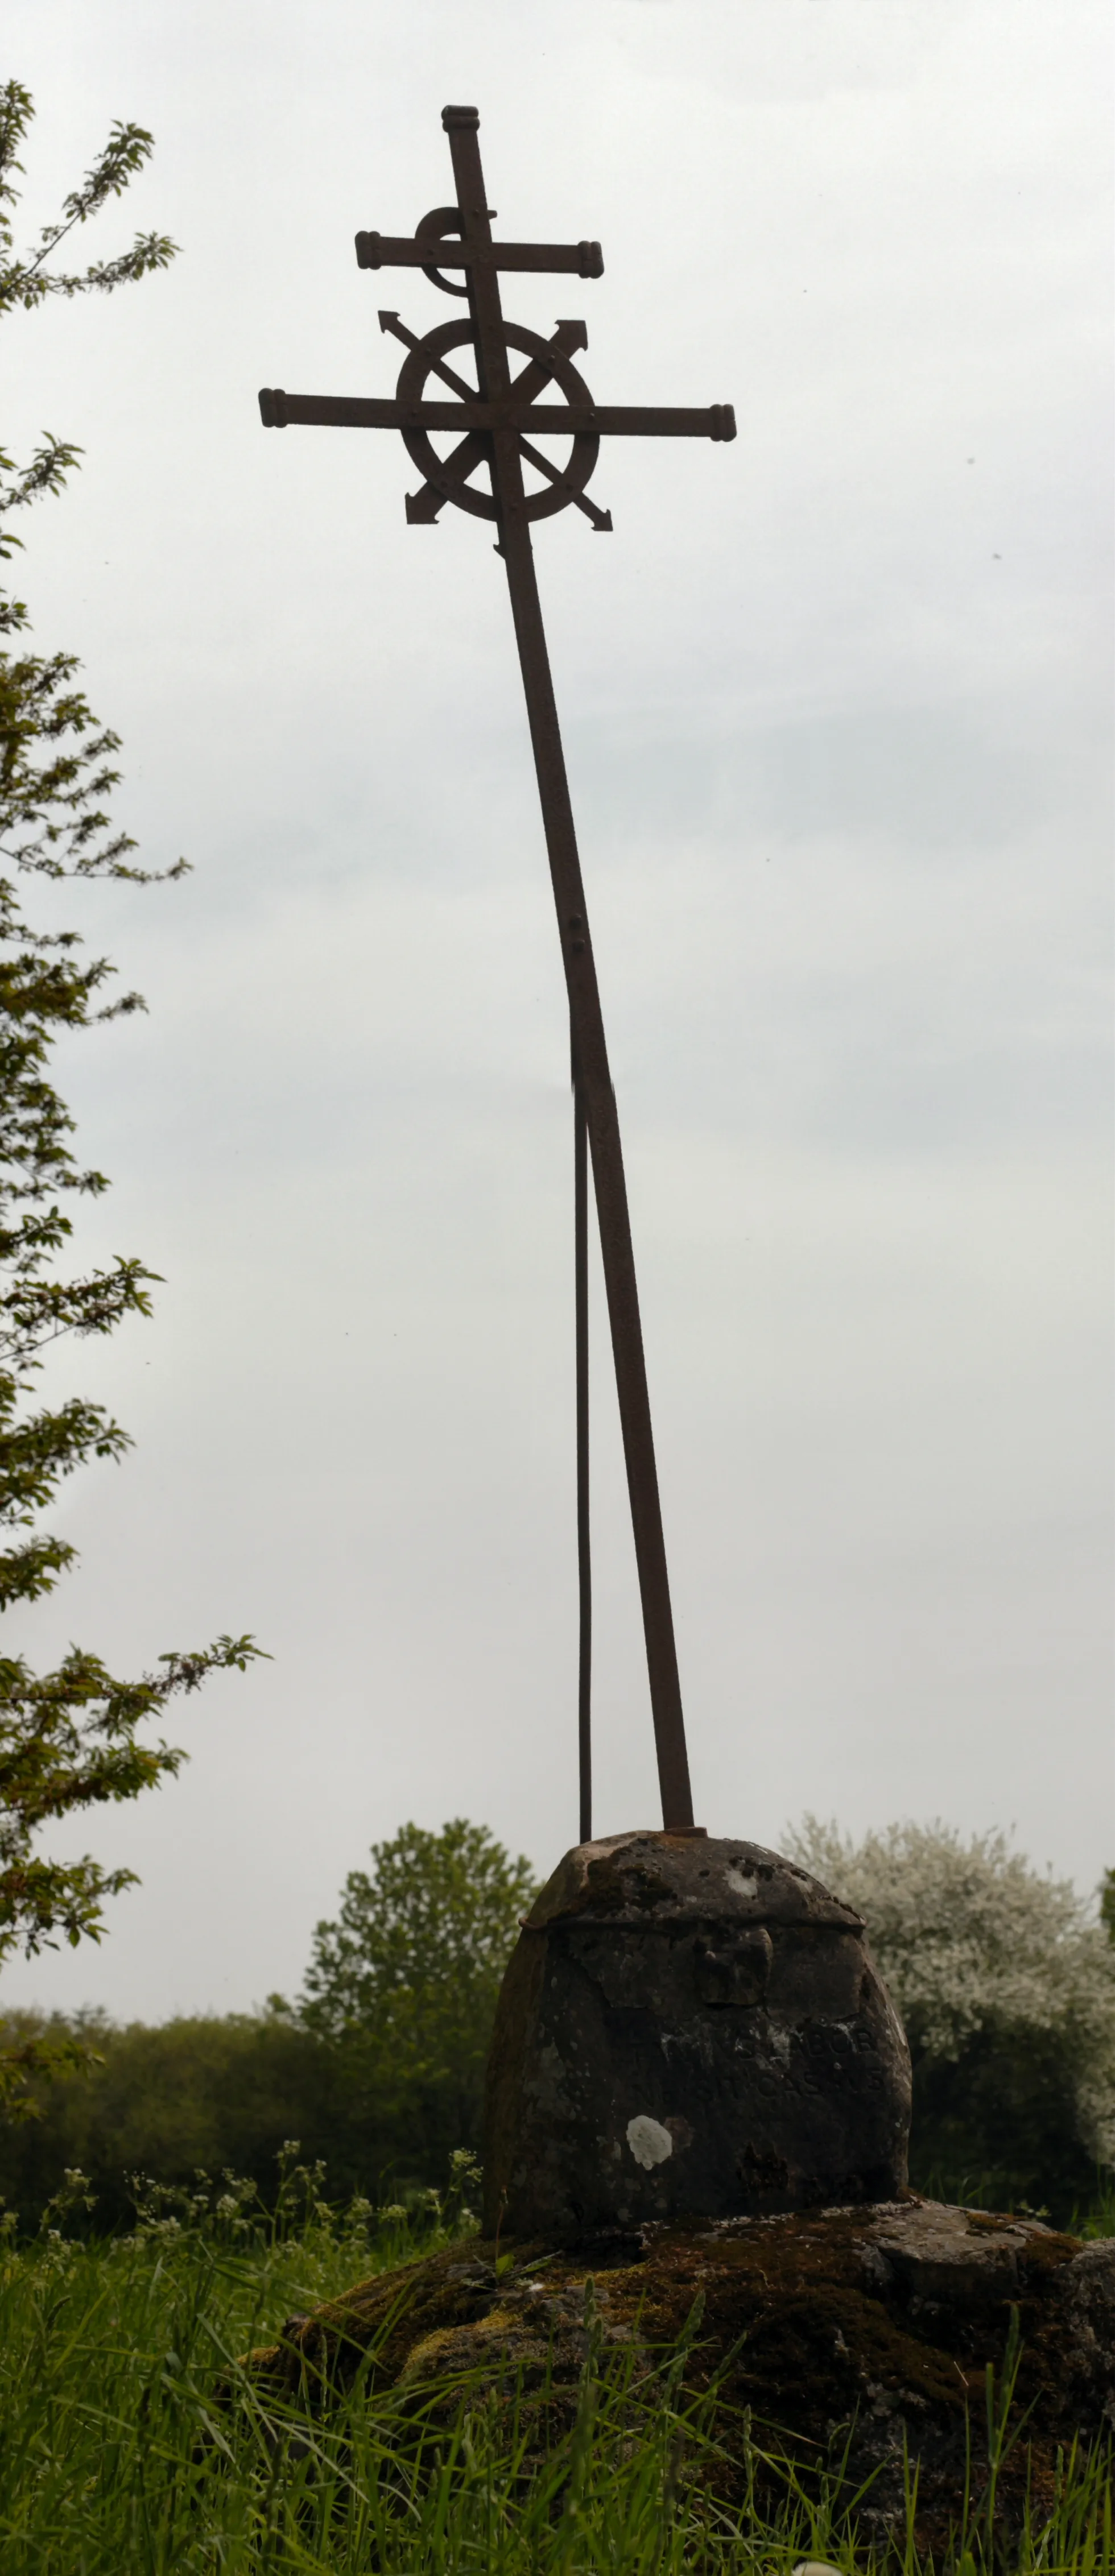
0 84 261 2115
0 81 176 315
0 1817 534 2219
0 1639 258 1965
790 1816 1115 2220
0 2196 1108 2570
300 1820 537 2178
0 2010 342 2233
1 83 180 884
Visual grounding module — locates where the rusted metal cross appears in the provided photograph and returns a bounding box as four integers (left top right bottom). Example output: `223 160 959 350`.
259 104 734 1838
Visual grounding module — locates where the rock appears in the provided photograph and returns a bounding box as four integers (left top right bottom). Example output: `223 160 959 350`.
483 1830 911 2238
241 2200 1115 2551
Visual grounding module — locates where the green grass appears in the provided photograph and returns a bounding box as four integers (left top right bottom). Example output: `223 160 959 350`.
0 2163 1110 2574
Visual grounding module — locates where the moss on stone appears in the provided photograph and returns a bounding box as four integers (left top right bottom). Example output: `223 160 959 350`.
239 2200 1113 2552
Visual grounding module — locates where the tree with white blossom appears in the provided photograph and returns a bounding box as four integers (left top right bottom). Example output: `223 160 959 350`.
790 1816 1115 2215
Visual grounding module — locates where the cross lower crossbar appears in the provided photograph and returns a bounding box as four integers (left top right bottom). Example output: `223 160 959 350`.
259 390 737 440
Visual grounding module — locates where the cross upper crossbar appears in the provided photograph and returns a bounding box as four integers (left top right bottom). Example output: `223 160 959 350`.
356 231 606 278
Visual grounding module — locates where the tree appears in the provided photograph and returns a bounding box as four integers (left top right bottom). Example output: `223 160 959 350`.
300 1820 537 2182
0 84 259 2113
790 1816 1115 2218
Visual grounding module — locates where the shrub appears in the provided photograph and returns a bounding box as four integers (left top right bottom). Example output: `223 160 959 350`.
0 2008 341 2232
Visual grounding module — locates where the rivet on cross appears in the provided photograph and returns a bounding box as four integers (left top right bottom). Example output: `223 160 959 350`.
259 104 735 1840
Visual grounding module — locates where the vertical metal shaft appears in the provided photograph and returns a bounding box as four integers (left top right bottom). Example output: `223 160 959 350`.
573 1033 592 1845
443 105 695 1831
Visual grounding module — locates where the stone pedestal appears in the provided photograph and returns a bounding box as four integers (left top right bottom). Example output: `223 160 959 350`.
243 2202 1115 2554
482 1829 911 2239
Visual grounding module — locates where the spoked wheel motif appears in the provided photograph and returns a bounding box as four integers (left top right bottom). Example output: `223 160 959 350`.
381 313 613 531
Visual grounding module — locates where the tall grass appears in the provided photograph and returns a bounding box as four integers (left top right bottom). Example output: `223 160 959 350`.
0 2160 1110 2573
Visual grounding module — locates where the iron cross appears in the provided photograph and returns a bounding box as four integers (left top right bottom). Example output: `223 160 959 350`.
259 104 734 1838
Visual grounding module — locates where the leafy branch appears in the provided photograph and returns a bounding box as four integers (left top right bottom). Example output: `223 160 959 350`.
0 82 260 2114
0 84 176 313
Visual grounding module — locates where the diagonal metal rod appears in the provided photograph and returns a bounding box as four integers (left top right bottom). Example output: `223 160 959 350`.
573 1030 591 1845
443 105 695 1831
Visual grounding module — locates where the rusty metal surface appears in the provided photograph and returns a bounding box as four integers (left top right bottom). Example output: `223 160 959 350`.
259 388 735 442
573 1040 591 1848
354 230 605 278
258 105 736 1833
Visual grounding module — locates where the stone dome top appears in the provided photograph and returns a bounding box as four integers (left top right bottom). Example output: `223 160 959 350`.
524 1829 864 1934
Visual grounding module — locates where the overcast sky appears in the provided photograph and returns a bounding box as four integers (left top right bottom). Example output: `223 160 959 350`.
2 0 1110 2023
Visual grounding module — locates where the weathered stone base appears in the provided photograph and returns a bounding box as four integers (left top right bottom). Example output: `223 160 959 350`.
243 2200 1115 2550
483 1832 912 2238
